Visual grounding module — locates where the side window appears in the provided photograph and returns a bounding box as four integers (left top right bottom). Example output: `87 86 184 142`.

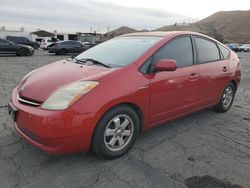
195 37 220 63
74 42 82 47
153 37 193 68
19 37 25 43
218 44 230 59
21 37 29 42
139 57 152 73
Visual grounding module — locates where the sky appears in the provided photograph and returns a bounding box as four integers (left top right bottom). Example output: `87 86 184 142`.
0 0 249 33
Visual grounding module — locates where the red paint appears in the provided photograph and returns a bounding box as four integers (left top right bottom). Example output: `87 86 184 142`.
10 31 240 154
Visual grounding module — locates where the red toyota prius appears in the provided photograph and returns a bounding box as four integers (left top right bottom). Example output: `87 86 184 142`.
9 31 241 159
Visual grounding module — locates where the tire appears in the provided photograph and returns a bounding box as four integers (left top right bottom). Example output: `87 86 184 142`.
213 83 235 112
33 44 39 50
92 105 140 159
59 49 67 55
17 48 29 56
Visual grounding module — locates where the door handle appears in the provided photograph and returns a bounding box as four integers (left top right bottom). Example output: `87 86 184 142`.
223 66 228 72
189 73 199 80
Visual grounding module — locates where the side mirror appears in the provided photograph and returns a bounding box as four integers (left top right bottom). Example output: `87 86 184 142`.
155 59 177 72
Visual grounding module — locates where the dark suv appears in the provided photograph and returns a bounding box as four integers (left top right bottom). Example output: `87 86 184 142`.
7 36 40 49
0 38 34 56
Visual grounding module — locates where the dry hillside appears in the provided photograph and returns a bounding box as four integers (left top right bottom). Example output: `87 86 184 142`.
106 26 138 36
157 10 250 43
107 11 250 43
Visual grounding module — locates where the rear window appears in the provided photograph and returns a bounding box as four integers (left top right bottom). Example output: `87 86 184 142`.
195 37 220 63
218 44 230 59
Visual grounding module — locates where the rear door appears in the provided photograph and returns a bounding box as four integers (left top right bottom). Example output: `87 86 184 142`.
149 36 200 125
194 36 231 105
73 41 84 53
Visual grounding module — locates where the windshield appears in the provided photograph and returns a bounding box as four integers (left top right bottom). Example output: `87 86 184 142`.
76 36 162 67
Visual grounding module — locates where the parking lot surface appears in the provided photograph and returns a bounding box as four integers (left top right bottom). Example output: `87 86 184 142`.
0 50 249 188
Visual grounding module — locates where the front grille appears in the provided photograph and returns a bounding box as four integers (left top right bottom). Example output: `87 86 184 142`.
17 94 41 107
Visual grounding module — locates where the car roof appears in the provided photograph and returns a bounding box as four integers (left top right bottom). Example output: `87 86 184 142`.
60 40 80 43
121 31 202 37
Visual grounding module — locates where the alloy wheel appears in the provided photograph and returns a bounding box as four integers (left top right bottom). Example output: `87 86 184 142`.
222 86 234 108
104 114 134 152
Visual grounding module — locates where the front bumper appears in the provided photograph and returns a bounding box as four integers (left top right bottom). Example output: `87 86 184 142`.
10 87 96 154
29 49 34 55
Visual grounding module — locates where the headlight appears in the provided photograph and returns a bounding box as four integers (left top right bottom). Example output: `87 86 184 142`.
41 81 99 110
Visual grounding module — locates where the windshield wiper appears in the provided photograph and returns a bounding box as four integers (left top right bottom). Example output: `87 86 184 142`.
79 58 111 68
70 57 111 68
73 57 87 64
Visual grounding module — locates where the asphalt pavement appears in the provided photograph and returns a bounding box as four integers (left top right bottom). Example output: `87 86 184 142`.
0 50 249 188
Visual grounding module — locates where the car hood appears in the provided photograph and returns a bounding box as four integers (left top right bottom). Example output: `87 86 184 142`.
18 60 115 102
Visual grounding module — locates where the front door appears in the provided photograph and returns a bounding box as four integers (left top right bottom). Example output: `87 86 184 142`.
149 36 200 125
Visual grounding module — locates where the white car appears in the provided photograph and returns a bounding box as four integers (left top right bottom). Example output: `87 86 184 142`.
40 38 59 50
239 44 250 52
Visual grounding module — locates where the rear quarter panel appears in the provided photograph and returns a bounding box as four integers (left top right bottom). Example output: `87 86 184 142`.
228 51 241 87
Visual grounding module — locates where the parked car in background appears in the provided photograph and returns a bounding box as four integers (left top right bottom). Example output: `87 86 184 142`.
0 38 34 56
6 36 40 49
48 40 91 55
226 43 239 52
239 44 250 52
9 31 241 159
40 37 60 50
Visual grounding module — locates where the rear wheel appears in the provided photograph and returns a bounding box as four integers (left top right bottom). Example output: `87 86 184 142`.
213 83 235 112
17 48 29 56
92 105 140 159
59 49 67 55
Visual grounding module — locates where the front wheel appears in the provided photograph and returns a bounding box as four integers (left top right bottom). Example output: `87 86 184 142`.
33 44 39 50
213 83 235 112
59 49 67 55
17 48 29 56
92 105 140 159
